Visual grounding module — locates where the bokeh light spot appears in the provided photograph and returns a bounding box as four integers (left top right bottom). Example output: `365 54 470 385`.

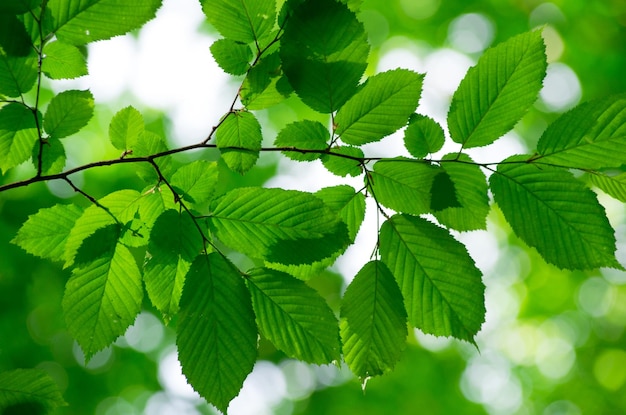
448 13 495 54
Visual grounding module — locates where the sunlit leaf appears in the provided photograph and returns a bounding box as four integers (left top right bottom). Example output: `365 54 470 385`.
32 137 66 175
587 172 626 202
210 38 252 76
41 41 87 79
108 106 144 151
0 103 38 174
274 120 328 162
321 146 363 177
241 52 293 110
315 185 366 241
177 254 257 414
0 369 67 414
216 111 262 175
44 90 94 139
200 0 276 44
170 160 219 205
404 114 445 158
133 131 171 182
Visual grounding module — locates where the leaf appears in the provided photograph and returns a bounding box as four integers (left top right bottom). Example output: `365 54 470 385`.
280 0 369 113
144 210 204 321
335 69 424 145
46 0 162 45
209 187 349 265
379 214 485 343
32 135 66 175
109 106 145 151
369 158 439 215
0 369 67 413
274 120 328 162
491 156 622 270
315 185 366 241
321 146 363 177
0 102 38 174
0 14 32 57
404 114 445 158
246 267 340 364
0 52 37 97
587 172 626 202
448 30 546 148
430 171 461 211
41 41 87 79
177 254 257 413
340 260 407 379
534 94 626 169
63 225 143 359
170 160 219 204
433 153 490 231
210 38 252 76
240 52 293 110
12 204 83 261
200 0 276 44
43 90 94 139
0 0 40 14
216 111 262 175
133 131 172 182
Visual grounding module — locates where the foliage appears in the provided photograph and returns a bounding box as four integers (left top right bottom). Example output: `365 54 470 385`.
1 0 625 413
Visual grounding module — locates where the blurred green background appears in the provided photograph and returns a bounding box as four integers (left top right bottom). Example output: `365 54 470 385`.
1 0 626 414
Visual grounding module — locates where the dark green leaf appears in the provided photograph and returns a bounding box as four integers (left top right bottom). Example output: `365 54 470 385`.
448 30 546 148
200 0 276 44
210 38 252 76
216 111 262 175
274 120 328 162
0 14 32 57
321 146 363 177
170 160 219 204
241 52 293 110
109 106 144 151
0 369 67 413
430 171 461 211
32 137 66 175
404 114 445 158
0 103 38 174
0 0 39 14
491 156 622 270
133 131 171 182
0 52 37 97
43 90 94 139
41 41 87 79
340 260 407 379
177 254 257 413
246 267 340 364
379 214 485 343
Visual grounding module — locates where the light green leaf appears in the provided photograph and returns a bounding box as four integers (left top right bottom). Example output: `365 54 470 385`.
0 368 67 414
369 158 438 215
241 52 293 110
315 185 365 241
340 260 407 379
335 69 424 145
534 94 626 169
12 204 83 261
491 156 622 270
321 146 363 177
379 214 485 343
274 120 328 162
280 0 369 113
448 30 546 148
144 210 204 322
109 106 144 151
44 89 94 139
46 0 162 45
0 52 37 97
200 0 276 44
210 38 252 76
209 187 349 265
32 136 66 175
216 111 262 175
404 114 445 158
433 153 490 231
0 102 38 174
133 131 171 182
246 267 340 364
63 225 143 359
170 160 219 204
587 172 626 202
177 254 257 414
41 41 87 79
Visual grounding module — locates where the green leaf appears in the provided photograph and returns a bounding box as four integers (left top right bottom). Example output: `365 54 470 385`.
109 106 145 151
170 160 219 205
274 120 328 162
404 114 445 158
534 94 626 169
200 0 276 44
41 41 87 79
280 0 369 113
0 52 37 97
448 30 546 148
133 131 171 182
0 0 40 14
321 146 363 177
369 158 438 215
241 52 293 110
315 185 365 241
43 90 94 139
379 214 485 343
0 369 67 414
433 153 490 231
32 135 66 175
63 225 143 359
216 111 262 175
46 0 162 45
340 260 407 379
144 210 204 321
0 14 32 57
210 38 252 76
335 69 424 145
12 204 83 261
177 254 257 413
430 171 461 211
491 156 622 270
209 187 349 265
0 102 38 174
246 267 340 364
587 172 626 202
